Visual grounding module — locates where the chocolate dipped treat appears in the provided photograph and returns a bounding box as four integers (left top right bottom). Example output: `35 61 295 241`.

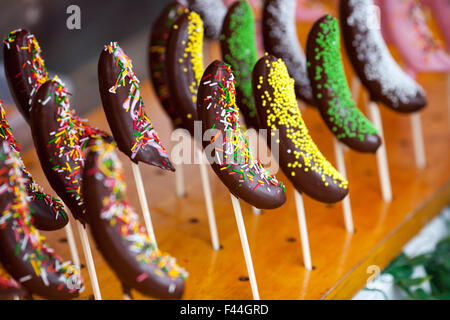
188 0 227 40
262 0 314 106
198 61 286 209
3 29 48 123
340 0 427 113
149 1 188 129
98 42 174 171
252 55 349 203
306 15 381 153
83 140 187 299
0 267 27 299
0 102 68 230
166 11 204 137
220 0 260 129
30 78 112 225
0 142 83 300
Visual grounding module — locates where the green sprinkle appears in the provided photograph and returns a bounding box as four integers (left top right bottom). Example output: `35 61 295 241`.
311 15 378 141
221 1 258 125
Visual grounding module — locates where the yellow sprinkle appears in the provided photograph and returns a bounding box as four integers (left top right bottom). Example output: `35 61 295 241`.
260 58 348 189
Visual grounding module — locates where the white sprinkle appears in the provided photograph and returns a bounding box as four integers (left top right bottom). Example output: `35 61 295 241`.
19 275 32 283
346 0 424 107
42 96 51 105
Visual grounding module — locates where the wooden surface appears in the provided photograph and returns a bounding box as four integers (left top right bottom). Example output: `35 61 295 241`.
16 67 449 300
9 12 450 299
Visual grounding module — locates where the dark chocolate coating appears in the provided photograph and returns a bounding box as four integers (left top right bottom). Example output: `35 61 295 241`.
220 0 260 129
149 1 188 129
3 29 47 123
83 141 185 299
98 45 175 171
31 80 112 224
340 0 427 113
0 144 82 300
23 171 69 231
188 0 226 40
253 55 349 203
306 15 381 153
262 0 315 106
166 12 203 137
0 286 27 300
0 268 27 300
198 60 286 209
0 103 68 230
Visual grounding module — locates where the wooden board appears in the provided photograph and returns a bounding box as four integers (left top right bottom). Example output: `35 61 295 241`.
16 65 449 299
9 9 449 299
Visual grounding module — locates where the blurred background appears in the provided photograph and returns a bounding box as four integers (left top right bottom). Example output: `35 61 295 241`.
0 0 341 148
0 0 171 146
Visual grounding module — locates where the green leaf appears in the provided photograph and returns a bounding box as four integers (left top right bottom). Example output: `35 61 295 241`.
411 288 433 300
409 254 430 267
398 276 432 287
383 253 414 281
436 292 450 300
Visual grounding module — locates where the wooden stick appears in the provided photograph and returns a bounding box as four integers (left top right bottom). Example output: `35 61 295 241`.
368 101 393 202
174 162 186 198
298 100 306 111
171 128 185 198
351 76 361 102
246 129 263 216
230 194 260 300
76 221 102 300
333 139 355 233
293 190 313 271
204 40 222 63
203 41 211 65
411 112 426 169
131 162 158 249
251 207 262 215
64 219 81 270
196 147 221 251
407 69 426 169
122 283 133 300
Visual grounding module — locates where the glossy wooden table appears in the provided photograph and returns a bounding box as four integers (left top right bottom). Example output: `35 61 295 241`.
8 7 449 299
15 62 448 299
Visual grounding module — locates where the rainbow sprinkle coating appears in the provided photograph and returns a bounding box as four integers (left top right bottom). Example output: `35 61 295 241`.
0 268 21 290
0 101 67 221
256 57 347 189
89 141 187 281
105 42 169 160
309 15 378 141
41 77 110 217
220 0 259 124
0 142 83 291
3 29 48 111
203 63 284 192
